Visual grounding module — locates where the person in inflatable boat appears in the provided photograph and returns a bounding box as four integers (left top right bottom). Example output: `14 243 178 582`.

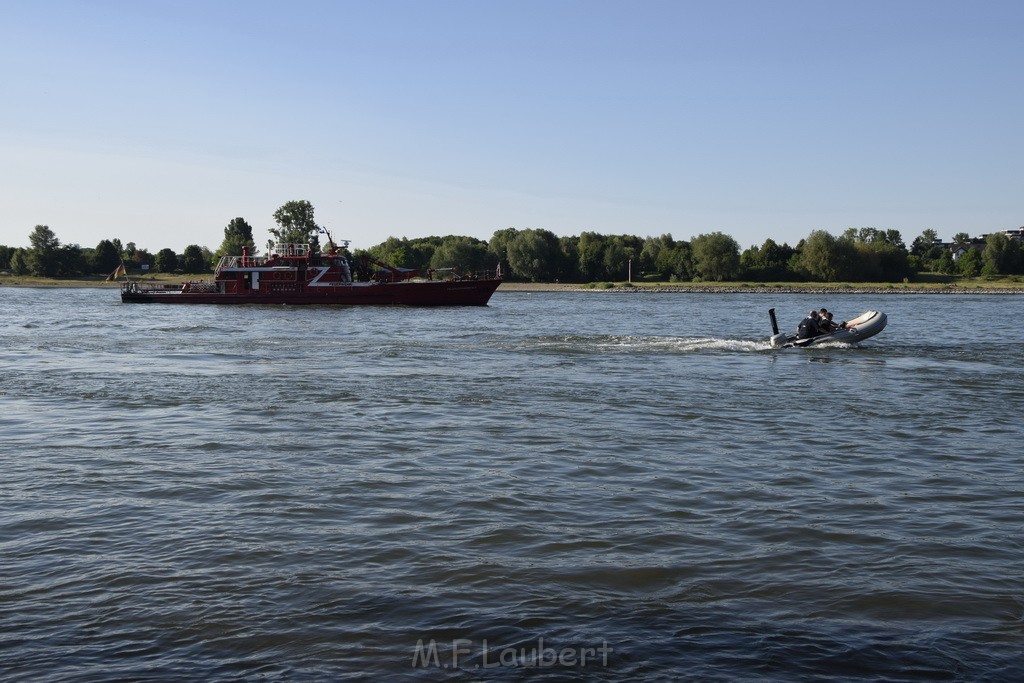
797 310 821 339
818 308 838 333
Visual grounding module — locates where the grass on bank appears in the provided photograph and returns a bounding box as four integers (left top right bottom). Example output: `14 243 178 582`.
576 274 1024 290
2 271 1023 290
0 272 191 288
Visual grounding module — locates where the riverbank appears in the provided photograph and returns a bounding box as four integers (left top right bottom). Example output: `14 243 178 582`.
4 274 1024 294
499 281 1024 294
0 274 176 288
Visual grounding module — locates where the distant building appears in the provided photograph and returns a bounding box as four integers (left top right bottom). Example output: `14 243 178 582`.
950 238 986 261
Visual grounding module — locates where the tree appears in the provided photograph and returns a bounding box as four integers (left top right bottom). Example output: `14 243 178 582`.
957 248 982 277
846 239 909 281
27 225 61 277
576 232 607 281
429 236 490 273
799 230 842 282
369 237 412 269
935 248 956 274
217 217 257 257
271 200 318 246
602 237 629 280
155 248 178 273
690 232 740 281
0 245 13 271
982 232 1022 276
128 248 153 271
910 229 939 256
639 234 673 276
952 232 971 244
488 228 519 274
658 242 692 281
506 228 562 281
55 244 87 277
180 244 208 273
10 249 29 275
557 236 579 281
92 239 121 274
740 238 794 281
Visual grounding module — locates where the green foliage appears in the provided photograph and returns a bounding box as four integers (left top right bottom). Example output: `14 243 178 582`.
180 245 209 273
367 236 441 271
799 231 837 281
487 228 519 273
639 234 670 275
506 228 563 282
690 232 740 281
658 241 693 281
55 244 88 277
218 217 257 258
910 228 946 272
10 210 1017 285
576 232 606 281
739 238 796 281
957 248 982 277
9 248 29 275
27 225 61 277
429 236 490 273
602 237 629 280
128 248 153 271
92 239 121 274
935 249 956 274
155 248 178 273
557 236 578 280
910 229 939 256
271 200 319 246
983 232 1023 275
0 245 14 271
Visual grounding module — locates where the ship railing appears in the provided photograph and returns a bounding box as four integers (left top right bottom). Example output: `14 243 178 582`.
121 280 219 294
182 280 218 293
429 268 501 282
442 266 501 278
216 255 268 270
270 243 311 258
121 282 179 293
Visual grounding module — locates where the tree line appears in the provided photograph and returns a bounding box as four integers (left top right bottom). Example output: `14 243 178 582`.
3 200 1022 281
355 225 1024 282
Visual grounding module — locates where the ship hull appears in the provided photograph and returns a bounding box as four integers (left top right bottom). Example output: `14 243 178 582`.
121 278 501 306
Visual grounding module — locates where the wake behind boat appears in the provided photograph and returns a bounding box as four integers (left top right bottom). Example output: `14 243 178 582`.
768 308 887 348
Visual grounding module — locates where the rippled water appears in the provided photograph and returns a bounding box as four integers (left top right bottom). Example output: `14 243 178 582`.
1 287 1023 681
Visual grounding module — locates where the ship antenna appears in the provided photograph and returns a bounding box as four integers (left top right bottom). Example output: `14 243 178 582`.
319 225 351 255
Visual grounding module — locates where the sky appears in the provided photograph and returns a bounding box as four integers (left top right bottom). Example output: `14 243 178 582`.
1 0 1022 253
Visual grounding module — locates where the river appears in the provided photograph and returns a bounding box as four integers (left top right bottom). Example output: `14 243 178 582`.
1 287 1022 680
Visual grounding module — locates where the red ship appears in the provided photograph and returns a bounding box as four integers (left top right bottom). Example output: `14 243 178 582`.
121 241 502 306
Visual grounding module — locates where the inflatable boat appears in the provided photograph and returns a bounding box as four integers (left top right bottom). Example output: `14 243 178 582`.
768 308 887 348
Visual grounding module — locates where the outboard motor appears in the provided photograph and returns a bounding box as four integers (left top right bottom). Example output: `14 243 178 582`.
768 308 788 347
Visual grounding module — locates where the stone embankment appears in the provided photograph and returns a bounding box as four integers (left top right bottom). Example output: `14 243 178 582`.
497 282 1024 294
583 285 1024 295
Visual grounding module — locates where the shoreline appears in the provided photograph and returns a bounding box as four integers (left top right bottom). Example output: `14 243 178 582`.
3 277 1023 295
497 282 1024 295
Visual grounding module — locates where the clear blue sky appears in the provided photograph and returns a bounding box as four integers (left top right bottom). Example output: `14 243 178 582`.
2 0 1021 252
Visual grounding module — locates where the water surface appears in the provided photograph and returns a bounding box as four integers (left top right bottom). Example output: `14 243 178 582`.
1 288 1022 680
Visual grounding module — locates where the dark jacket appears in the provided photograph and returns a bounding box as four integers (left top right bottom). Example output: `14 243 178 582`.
797 316 820 339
